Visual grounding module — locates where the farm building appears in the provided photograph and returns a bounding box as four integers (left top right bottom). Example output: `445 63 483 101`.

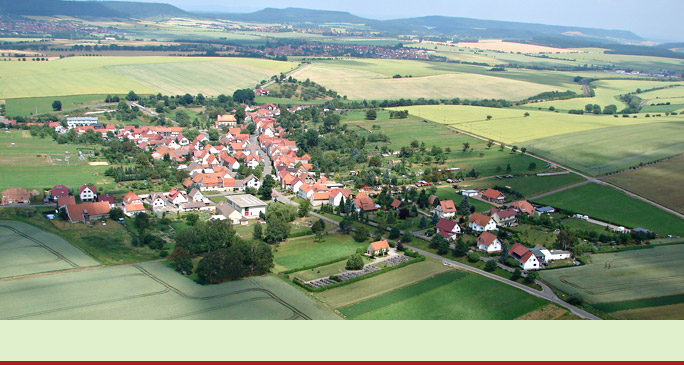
468 213 497 232
78 184 97 202
57 195 76 208
482 188 505 204
65 202 111 223
66 117 98 128
536 206 555 215
225 194 267 219
435 218 461 240
367 240 390 256
508 243 540 271
1 188 31 205
476 231 502 253
434 200 457 218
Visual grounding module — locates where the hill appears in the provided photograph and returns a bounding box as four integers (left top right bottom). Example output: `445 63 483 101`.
0 0 188 18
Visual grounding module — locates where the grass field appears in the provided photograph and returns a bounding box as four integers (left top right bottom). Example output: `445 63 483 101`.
292 256 373 282
463 173 587 198
533 183 684 237
273 233 370 272
0 56 297 99
339 270 548 319
0 262 339 320
605 157 684 215
540 245 684 314
4 94 110 116
0 220 100 279
0 130 112 191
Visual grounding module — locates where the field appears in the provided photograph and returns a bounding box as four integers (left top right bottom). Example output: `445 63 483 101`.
0 220 100 279
533 183 684 237
452 39 573 53
605 157 684 214
4 94 110 117
273 233 370 272
0 56 297 99
291 59 579 100
0 130 113 191
0 262 339 320
399 104 684 175
540 245 684 318
462 173 587 198
338 270 548 320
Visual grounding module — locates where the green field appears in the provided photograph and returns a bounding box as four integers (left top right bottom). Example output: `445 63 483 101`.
464 173 587 198
0 56 297 98
541 245 684 315
0 220 100 279
339 270 548 319
4 94 110 117
0 130 113 191
273 233 370 272
533 183 684 237
605 157 684 215
292 256 373 282
0 262 339 320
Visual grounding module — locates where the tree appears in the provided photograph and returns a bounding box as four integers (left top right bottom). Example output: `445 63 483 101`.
258 175 276 201
340 215 354 234
52 100 62 111
556 229 578 250
528 162 537 171
253 222 263 241
311 218 326 234
506 163 512 173
486 115 492 120
134 212 150 232
452 237 469 257
195 249 226 284
353 226 369 242
298 199 311 217
418 215 428 229
169 246 193 275
524 271 539 284
186 212 199 226
457 196 471 215
233 89 255 104
365 109 377 120
486 140 494 149
389 226 401 239
109 207 124 220
484 260 497 272
126 90 139 101
462 142 470 152
346 254 365 270
264 215 291 244
511 268 522 281
265 202 297 223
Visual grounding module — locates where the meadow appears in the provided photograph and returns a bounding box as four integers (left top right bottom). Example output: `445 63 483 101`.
4 94 109 117
605 157 684 215
540 244 684 318
0 130 113 191
463 173 587 198
533 183 684 237
0 262 339 320
339 270 549 320
0 56 297 99
0 220 100 279
273 233 370 272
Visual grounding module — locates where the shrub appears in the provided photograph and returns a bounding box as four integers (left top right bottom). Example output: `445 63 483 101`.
484 260 497 272
467 252 480 263
346 254 365 270
567 293 583 305
511 268 522 281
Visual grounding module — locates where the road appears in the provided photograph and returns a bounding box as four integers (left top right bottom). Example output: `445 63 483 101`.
251 134 272 176
259 63 308 89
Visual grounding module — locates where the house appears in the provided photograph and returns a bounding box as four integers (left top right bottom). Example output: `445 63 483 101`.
122 191 146 215
468 213 497 232
510 200 535 216
354 192 378 212
434 200 457 218
1 188 31 205
311 192 329 206
237 174 261 191
179 201 211 212
225 194 267 219
530 247 570 265
461 189 479 197
147 192 166 211
390 199 402 210
492 209 518 227
65 202 111 223
476 231 502 253
188 188 204 203
508 243 540 270
57 195 76 208
215 114 237 128
428 195 439 207
367 240 390 256
78 184 97 202
536 206 555 215
214 202 245 224
328 188 352 207
97 194 115 207
50 185 70 201
167 188 188 206
435 218 461 240
481 188 505 204
298 184 313 200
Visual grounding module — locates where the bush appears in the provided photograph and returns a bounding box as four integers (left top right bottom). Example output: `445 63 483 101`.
505 257 520 268
353 226 369 242
511 268 522 281
567 293 584 306
524 271 538 284
484 260 497 272
467 252 480 263
346 254 365 270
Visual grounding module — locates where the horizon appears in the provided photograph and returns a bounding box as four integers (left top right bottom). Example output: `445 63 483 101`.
109 0 684 42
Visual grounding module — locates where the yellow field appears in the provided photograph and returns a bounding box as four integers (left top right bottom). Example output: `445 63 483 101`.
452 39 574 54
292 63 562 100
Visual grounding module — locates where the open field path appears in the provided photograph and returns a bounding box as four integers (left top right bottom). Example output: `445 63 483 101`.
260 63 308 89
526 180 591 201
0 258 166 283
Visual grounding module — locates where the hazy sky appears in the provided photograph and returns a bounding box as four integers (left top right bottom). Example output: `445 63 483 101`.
134 0 684 42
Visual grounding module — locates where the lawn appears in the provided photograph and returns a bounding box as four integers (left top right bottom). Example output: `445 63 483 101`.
533 182 684 237
339 270 548 319
4 94 110 117
540 244 684 315
0 56 297 98
292 255 373 282
464 173 587 198
605 156 684 215
0 130 112 191
273 233 370 272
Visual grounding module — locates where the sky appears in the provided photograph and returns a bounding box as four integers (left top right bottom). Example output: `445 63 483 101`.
132 0 684 42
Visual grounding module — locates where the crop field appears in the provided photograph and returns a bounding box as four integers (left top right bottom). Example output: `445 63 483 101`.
605 157 684 215
0 262 339 320
338 270 548 320
0 56 297 99
464 173 587 198
399 105 684 175
540 245 684 313
0 130 112 191
0 220 100 279
533 183 684 237
4 94 110 117
273 233 370 272
452 39 573 53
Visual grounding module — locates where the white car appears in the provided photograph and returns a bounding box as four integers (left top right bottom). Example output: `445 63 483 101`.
443 261 450 266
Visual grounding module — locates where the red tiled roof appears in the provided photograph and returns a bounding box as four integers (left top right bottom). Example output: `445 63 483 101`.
439 200 456 213
391 199 402 208
435 218 458 233
494 208 518 219
477 231 499 247
508 242 534 262
78 184 97 195
66 202 110 222
511 201 534 215
369 240 390 251
483 188 504 200
468 213 492 227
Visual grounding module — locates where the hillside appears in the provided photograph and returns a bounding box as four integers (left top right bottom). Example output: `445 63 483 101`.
0 0 188 18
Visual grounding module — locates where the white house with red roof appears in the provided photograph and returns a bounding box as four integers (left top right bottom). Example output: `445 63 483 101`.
328 188 352 207
508 243 540 270
434 200 457 218
367 240 390 256
492 208 518 227
435 218 461 240
468 213 497 232
78 184 97 202
122 191 146 216
510 200 535 216
482 188 506 204
147 192 166 211
167 188 188 206
476 231 502 253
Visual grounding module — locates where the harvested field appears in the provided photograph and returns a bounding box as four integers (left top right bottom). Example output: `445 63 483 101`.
516 304 578 320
